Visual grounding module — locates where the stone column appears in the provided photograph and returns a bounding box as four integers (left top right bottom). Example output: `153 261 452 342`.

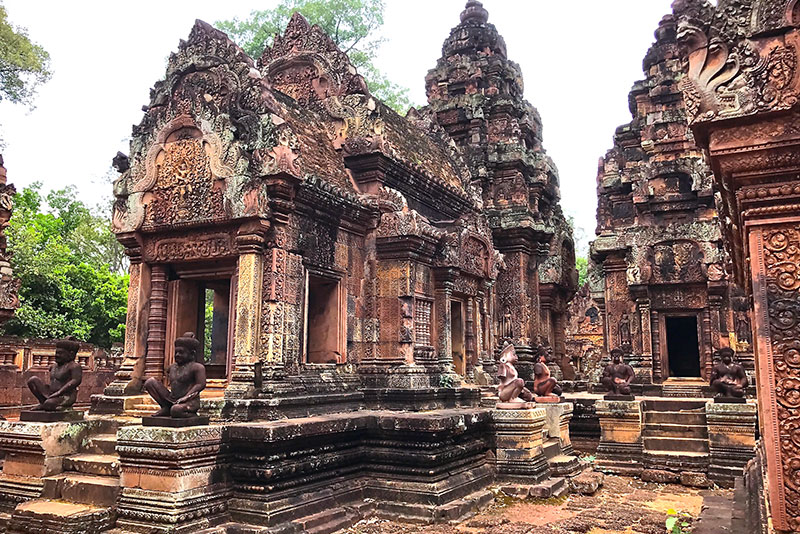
115 425 229 533
465 297 476 377
595 399 643 476
144 264 168 380
749 222 800 531
706 401 757 488
104 254 151 396
635 297 653 383
492 406 550 484
225 252 263 399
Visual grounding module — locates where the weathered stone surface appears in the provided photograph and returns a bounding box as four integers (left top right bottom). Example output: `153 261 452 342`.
680 471 712 489
641 469 681 484
570 470 604 495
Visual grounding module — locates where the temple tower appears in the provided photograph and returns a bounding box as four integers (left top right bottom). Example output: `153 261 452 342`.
424 1 578 378
589 13 751 387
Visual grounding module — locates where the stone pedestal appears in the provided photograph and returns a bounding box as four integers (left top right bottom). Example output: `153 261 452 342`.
115 425 229 533
492 405 551 484
706 401 757 488
595 399 643 476
542 402 574 455
0 420 95 512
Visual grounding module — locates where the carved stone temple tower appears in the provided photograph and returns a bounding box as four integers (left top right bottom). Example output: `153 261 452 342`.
423 1 578 381
590 12 750 387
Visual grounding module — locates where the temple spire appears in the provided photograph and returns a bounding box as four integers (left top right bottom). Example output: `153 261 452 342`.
460 0 489 24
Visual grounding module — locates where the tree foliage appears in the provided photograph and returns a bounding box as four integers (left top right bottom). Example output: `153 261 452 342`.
216 0 411 112
576 256 588 287
0 4 51 106
3 183 128 348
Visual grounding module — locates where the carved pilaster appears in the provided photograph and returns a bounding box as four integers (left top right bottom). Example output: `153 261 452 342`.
750 221 800 531
144 265 168 380
225 253 264 399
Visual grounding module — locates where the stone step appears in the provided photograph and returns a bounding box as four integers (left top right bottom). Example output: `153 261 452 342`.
643 399 707 411
7 500 115 534
542 438 562 460
644 436 709 454
643 423 708 438
84 434 117 455
643 410 707 425
291 508 359 534
548 454 582 477
45 473 120 507
64 454 120 477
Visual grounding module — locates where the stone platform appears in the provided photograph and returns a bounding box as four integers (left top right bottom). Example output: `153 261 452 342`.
594 397 757 487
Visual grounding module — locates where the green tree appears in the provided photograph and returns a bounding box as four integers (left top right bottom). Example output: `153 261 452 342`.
3 183 128 348
576 256 588 287
0 4 51 106
216 0 411 112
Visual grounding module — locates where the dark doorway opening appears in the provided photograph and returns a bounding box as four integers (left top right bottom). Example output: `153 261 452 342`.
665 316 701 377
451 301 465 376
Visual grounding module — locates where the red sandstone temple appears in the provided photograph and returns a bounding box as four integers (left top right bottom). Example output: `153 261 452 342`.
98 2 577 406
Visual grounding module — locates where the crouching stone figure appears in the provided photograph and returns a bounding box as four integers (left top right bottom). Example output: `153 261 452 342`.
144 332 206 418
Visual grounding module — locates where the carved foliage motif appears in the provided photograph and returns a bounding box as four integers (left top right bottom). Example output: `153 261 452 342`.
764 225 800 528
259 13 369 104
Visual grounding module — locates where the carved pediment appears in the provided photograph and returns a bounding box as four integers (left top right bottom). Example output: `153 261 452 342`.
259 13 369 105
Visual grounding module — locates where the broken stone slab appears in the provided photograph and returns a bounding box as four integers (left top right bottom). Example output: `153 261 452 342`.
641 469 681 484
681 471 712 488
570 470 605 495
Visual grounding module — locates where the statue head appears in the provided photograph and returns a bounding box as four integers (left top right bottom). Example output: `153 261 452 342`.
55 337 80 365
174 332 202 365
717 347 735 365
499 343 517 364
610 347 624 363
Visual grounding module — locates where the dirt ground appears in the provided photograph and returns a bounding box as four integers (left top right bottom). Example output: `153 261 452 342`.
343 475 730 534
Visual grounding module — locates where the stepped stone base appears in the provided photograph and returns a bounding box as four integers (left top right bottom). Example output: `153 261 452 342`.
7 500 115 534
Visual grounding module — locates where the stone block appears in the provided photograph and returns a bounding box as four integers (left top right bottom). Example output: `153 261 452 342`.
641 469 681 484
570 470 604 495
680 471 712 488
705 401 757 487
595 400 643 476
114 424 228 533
492 407 550 483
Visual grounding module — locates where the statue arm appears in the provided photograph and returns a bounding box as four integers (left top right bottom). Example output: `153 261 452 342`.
48 365 83 398
710 367 720 384
176 365 207 404
738 366 749 387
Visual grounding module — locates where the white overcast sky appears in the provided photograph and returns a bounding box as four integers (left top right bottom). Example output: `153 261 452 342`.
0 0 676 255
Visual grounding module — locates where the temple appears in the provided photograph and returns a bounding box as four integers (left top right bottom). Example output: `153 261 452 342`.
672 0 800 531
590 12 753 390
0 4 585 533
4 0 800 531
96 0 576 406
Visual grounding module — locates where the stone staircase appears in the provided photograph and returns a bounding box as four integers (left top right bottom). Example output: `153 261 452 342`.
661 378 705 398
6 423 123 534
642 399 709 473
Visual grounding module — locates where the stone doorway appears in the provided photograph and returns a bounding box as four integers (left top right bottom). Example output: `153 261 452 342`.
304 273 344 364
451 300 465 375
166 269 236 383
664 315 701 378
